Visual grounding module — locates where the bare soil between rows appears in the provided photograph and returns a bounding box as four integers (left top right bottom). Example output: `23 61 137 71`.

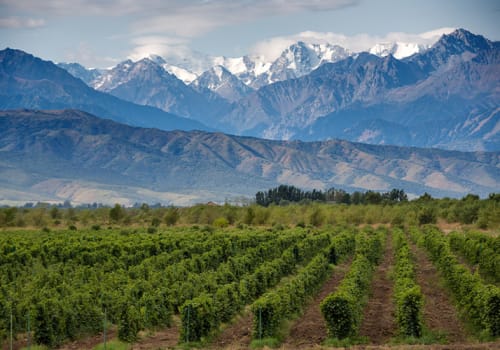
281 259 353 349
408 239 468 342
210 258 353 350
359 234 397 344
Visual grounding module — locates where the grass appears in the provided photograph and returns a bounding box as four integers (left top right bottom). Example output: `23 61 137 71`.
250 337 281 348
390 328 448 346
323 336 369 347
20 346 49 350
92 339 131 350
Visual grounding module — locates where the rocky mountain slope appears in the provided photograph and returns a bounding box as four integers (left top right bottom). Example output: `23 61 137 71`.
93 58 228 122
1 109 498 205
55 29 499 152
0 48 210 131
221 29 499 150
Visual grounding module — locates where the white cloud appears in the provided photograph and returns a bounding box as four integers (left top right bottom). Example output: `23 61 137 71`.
64 42 120 68
131 0 358 37
0 16 45 29
1 0 358 17
123 1 359 65
127 36 191 61
2 0 358 36
250 28 457 61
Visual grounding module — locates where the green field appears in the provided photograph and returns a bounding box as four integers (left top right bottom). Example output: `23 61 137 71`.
1 197 499 349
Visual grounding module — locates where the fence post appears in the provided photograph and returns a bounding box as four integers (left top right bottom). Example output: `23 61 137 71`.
103 308 107 350
258 306 262 340
185 304 190 343
27 311 30 350
10 310 13 350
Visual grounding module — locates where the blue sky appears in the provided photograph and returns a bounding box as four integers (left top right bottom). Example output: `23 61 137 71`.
0 0 498 68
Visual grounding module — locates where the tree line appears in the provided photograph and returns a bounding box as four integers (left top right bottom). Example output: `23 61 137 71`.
255 185 408 206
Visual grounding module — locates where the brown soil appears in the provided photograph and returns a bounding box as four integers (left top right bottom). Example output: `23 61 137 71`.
281 259 353 349
1 333 32 350
57 329 118 350
359 234 397 344
209 308 254 349
131 323 180 350
409 240 468 342
436 219 463 234
56 321 179 350
0 329 118 350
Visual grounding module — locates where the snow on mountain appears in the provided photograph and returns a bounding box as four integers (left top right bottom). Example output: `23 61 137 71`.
60 37 440 97
191 65 254 102
369 42 429 59
56 62 103 84
252 41 351 88
163 64 198 84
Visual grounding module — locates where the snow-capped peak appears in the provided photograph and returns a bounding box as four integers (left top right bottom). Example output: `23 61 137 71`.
369 42 429 59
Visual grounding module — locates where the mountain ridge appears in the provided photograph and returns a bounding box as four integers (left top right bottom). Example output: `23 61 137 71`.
0 48 211 132
2 29 499 152
1 109 498 205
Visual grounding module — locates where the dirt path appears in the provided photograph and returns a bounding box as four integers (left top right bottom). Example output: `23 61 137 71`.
209 309 253 349
281 259 352 349
57 329 117 350
131 323 180 350
55 319 179 350
409 240 468 342
358 233 397 344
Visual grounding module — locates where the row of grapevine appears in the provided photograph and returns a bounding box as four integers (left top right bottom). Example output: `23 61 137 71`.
163 231 303 311
320 228 386 339
179 231 332 342
448 231 499 283
410 226 499 337
392 228 423 337
250 232 355 339
0 227 303 346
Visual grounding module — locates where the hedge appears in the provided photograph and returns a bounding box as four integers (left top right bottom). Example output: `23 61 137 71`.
411 226 499 337
320 229 385 339
179 231 332 342
448 231 499 283
251 231 356 339
392 228 423 337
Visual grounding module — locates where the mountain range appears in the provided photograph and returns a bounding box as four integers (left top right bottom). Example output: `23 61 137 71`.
0 48 211 132
0 28 498 204
1 109 498 206
52 28 499 152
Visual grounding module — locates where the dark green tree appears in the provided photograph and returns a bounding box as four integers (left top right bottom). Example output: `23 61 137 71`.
109 204 124 222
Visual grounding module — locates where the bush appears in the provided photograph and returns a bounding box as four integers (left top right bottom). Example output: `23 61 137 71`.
118 305 141 343
321 291 357 338
213 217 229 228
414 227 500 337
180 294 215 342
393 229 423 337
418 207 436 225
164 207 179 226
252 292 283 339
321 230 385 339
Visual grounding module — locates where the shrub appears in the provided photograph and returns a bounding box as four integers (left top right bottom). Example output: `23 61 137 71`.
118 305 141 343
393 229 423 338
213 217 229 228
414 227 500 337
180 294 215 342
321 230 385 339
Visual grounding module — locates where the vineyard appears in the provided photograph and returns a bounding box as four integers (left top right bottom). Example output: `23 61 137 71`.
0 224 499 350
